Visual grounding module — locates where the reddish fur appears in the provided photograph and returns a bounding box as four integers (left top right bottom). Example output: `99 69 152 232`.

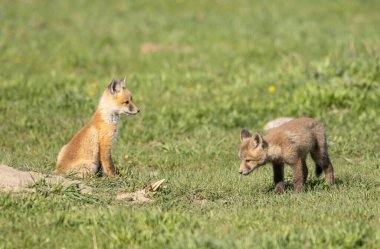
55 79 139 177
239 117 334 193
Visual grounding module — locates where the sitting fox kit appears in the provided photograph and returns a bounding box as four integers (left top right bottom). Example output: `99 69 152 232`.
239 118 334 193
55 78 139 177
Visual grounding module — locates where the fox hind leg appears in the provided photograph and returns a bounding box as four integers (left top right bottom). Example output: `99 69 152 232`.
302 158 308 184
71 161 99 178
323 157 334 185
310 149 323 178
311 138 334 185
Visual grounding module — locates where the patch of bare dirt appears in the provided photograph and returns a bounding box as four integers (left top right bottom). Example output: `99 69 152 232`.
0 165 91 194
0 165 167 203
140 42 161 54
193 198 208 206
140 42 192 54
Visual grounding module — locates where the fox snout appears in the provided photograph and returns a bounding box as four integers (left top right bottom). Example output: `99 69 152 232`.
239 167 255 176
239 161 259 175
131 108 140 115
239 163 250 175
124 103 140 115
239 169 251 175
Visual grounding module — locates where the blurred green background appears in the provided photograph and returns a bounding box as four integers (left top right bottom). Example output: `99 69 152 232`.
0 0 379 248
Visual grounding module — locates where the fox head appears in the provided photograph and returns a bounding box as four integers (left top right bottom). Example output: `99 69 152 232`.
238 129 268 175
99 78 140 122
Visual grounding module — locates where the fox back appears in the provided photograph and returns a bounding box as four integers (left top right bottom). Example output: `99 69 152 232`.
264 118 326 163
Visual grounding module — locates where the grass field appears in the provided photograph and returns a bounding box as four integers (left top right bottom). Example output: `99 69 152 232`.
1 0 380 248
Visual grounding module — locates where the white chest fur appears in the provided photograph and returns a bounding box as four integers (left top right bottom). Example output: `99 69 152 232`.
100 110 120 146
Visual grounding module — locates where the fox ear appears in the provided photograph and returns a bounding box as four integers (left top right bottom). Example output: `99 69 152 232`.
120 77 126 88
240 129 252 141
251 133 263 148
108 79 122 95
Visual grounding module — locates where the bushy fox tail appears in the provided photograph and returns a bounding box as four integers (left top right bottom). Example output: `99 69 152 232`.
311 122 334 184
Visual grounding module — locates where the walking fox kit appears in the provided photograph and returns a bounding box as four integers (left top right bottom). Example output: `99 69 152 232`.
239 118 334 193
55 78 139 177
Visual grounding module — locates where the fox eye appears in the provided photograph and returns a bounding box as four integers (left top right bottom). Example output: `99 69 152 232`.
123 100 130 105
245 159 253 163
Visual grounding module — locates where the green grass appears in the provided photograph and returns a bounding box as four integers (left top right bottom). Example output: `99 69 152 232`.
1 0 380 248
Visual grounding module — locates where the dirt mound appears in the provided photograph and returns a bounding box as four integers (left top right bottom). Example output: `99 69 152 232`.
0 165 166 202
0 165 91 194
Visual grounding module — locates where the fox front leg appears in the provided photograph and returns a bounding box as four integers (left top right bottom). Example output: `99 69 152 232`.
292 159 307 193
99 141 116 177
272 162 285 193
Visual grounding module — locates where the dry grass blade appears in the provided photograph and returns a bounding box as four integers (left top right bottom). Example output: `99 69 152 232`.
147 179 166 192
116 179 166 203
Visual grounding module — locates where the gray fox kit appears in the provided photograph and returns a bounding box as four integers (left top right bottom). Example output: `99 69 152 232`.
239 117 334 193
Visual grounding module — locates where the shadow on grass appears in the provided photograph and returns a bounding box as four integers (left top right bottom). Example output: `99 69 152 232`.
263 176 344 194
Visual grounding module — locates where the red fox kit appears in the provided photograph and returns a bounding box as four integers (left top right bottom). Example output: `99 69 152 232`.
55 78 140 177
239 117 334 193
